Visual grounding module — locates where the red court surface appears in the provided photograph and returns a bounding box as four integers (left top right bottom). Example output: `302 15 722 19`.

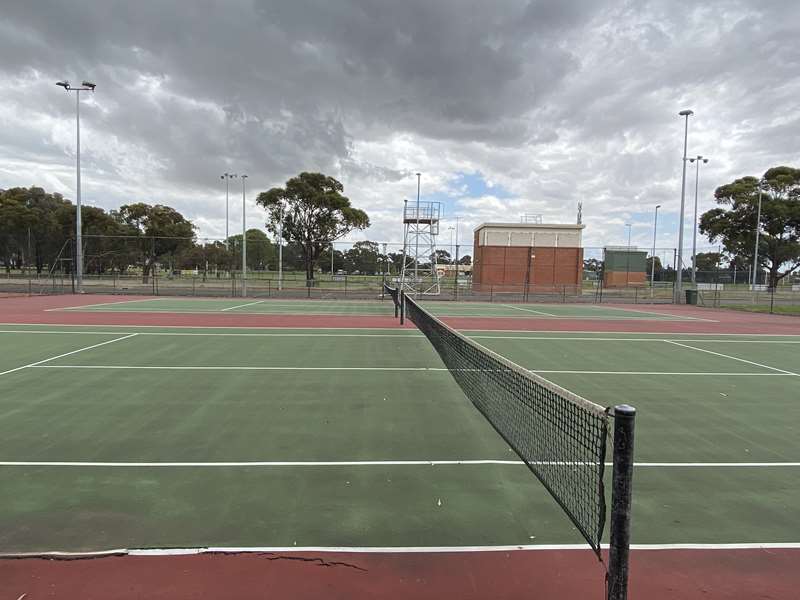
2 293 800 334
1 547 798 600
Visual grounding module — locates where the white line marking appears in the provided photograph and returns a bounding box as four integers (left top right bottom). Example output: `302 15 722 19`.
470 335 800 344
31 365 448 371
28 365 792 376
47 298 163 311
0 323 407 331
1 460 796 468
4 542 800 558
531 370 789 376
220 300 266 312
666 340 800 376
0 330 423 338
0 334 139 377
500 304 557 317
588 305 716 322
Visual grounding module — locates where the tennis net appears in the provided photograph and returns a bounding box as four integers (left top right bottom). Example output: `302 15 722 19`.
403 293 611 554
383 282 401 317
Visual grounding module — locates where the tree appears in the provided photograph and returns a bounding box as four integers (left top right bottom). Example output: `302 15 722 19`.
700 166 800 288
256 173 369 281
694 252 721 272
226 229 275 271
343 241 380 274
117 203 195 282
434 249 451 265
645 256 663 280
583 258 603 273
458 255 472 266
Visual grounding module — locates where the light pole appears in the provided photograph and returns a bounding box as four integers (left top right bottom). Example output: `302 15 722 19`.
688 156 709 284
651 205 661 295
277 204 284 291
221 173 237 248
241 174 248 297
752 179 764 288
415 172 421 281
56 79 96 292
625 223 632 285
675 109 694 302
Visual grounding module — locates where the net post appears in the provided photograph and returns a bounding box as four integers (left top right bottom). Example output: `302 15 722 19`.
607 404 636 600
399 289 405 325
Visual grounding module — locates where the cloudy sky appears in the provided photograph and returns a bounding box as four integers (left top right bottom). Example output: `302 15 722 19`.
1 0 798 258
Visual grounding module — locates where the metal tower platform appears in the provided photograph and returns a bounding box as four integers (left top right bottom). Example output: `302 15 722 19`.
400 199 442 295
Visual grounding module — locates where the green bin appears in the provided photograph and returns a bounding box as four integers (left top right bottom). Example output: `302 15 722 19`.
685 289 698 305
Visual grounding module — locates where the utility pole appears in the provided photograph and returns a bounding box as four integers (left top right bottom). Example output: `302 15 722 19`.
675 109 694 302
241 174 248 297
56 79 96 292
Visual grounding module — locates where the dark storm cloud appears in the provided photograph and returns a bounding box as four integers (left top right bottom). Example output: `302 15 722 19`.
0 0 798 245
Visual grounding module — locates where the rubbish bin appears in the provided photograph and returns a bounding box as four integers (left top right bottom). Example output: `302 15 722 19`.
685 289 698 305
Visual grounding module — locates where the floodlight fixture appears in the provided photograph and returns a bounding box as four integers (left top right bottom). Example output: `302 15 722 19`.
56 80 70 89
678 109 694 116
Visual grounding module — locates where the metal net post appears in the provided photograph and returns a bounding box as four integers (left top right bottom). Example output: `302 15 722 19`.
399 289 405 325
607 404 636 600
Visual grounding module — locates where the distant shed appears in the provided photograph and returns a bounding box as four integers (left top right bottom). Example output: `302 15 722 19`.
602 248 648 287
472 223 585 291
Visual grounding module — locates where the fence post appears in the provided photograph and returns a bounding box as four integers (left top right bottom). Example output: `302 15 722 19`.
399 289 405 325
607 404 636 600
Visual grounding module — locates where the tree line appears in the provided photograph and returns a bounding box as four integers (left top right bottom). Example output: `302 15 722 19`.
1 173 474 281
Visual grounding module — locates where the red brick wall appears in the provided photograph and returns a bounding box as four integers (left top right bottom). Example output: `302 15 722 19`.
472 245 583 290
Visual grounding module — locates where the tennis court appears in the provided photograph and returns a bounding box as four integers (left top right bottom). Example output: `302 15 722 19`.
1 294 799 599
50 295 710 321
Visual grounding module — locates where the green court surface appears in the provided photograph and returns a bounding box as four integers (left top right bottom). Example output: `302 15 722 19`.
0 324 798 552
53 296 705 320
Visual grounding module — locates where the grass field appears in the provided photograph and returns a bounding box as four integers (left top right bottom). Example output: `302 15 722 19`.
1 320 798 554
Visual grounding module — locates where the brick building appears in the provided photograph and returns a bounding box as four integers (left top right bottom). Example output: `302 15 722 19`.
471 223 585 291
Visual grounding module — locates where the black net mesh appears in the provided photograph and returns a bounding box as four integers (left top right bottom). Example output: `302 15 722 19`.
402 292 611 554
384 282 400 311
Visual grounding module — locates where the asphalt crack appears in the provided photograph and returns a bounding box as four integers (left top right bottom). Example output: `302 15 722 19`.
264 554 367 572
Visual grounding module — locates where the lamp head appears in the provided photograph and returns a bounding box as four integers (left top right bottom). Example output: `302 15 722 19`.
56 80 70 89
702 158 709 164
81 81 96 90
678 109 694 116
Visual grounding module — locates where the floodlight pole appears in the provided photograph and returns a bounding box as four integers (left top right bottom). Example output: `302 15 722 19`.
651 205 661 297
675 109 694 303
625 224 632 286
752 180 764 288
277 205 284 291
415 173 421 282
689 156 708 284
56 80 96 292
221 173 237 249
241 175 248 297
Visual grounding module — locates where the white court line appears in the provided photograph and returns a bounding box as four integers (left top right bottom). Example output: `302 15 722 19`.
28 365 791 376
31 365 448 371
500 304 557 317
219 300 263 312
46 298 164 311
3 329 800 344
0 329 423 338
1 460 797 467
666 340 800 376
470 335 800 344
0 323 406 331
0 333 139 377
3 542 800 559
588 305 716 322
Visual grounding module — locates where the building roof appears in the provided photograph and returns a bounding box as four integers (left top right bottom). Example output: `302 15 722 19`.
474 222 586 231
